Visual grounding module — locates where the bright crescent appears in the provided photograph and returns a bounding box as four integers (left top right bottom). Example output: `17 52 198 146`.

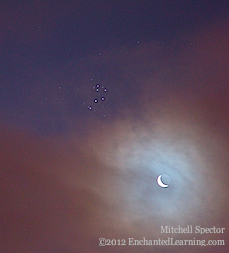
157 175 169 188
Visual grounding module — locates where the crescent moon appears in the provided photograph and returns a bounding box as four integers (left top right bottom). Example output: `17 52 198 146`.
157 175 169 188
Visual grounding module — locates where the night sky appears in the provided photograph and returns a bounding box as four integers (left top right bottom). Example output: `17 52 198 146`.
1 1 229 252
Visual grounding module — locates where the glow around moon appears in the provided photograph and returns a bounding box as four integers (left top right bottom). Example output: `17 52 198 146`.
157 175 169 188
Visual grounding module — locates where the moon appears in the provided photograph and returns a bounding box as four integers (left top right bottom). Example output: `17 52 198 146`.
157 175 169 188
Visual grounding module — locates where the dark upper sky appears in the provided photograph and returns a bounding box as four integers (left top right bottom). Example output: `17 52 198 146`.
1 0 228 135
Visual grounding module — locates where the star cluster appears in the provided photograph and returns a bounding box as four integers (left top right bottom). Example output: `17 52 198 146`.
87 83 108 118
